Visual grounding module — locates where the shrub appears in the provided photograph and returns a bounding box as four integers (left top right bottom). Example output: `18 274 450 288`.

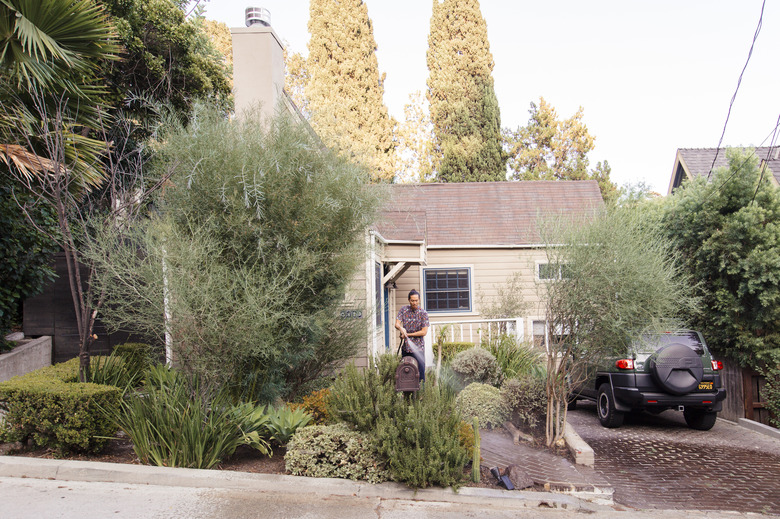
112 342 155 378
296 388 333 424
0 358 120 454
437 341 474 362
112 365 260 468
501 376 547 430
455 382 508 429
450 347 500 387
285 423 391 484
328 355 399 431
458 420 476 454
481 335 546 380
329 355 469 488
89 108 383 404
0 175 58 345
375 381 470 489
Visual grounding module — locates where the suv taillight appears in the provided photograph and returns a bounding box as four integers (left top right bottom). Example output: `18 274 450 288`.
711 360 723 371
615 359 635 370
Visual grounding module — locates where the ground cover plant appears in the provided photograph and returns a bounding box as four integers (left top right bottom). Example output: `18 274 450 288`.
285 423 390 483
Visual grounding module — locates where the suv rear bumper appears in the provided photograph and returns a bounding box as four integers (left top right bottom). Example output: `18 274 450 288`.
613 387 727 412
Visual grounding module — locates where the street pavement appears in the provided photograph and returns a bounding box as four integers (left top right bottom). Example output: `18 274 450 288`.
0 472 773 518
568 401 780 515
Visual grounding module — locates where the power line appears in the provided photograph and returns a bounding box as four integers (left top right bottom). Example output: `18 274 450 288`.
708 0 766 179
707 116 780 199
751 113 780 203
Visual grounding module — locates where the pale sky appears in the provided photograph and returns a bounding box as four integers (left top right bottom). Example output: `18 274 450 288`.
203 0 780 194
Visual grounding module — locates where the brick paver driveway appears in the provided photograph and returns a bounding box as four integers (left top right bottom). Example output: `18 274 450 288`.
568 402 780 514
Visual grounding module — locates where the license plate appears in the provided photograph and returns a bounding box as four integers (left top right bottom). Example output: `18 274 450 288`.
698 381 713 390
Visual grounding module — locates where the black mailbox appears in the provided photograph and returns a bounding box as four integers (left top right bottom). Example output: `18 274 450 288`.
395 356 420 392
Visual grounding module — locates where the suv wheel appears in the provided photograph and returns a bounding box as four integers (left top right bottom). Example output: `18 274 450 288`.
597 383 624 428
683 409 717 431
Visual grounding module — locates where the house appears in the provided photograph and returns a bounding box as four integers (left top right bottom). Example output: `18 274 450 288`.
227 13 604 368
354 181 604 368
668 147 780 194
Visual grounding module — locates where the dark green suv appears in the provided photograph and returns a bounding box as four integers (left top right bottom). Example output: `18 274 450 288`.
572 330 727 430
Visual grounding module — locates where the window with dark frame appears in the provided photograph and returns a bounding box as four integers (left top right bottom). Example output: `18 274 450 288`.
424 268 471 312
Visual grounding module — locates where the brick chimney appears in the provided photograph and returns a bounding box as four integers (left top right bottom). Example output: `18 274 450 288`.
231 7 285 120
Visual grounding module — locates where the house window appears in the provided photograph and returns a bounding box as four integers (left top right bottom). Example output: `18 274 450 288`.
424 268 471 312
532 320 547 349
532 319 569 352
537 262 569 280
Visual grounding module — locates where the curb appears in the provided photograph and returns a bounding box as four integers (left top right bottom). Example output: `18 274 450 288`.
0 456 604 511
564 420 594 467
736 418 780 440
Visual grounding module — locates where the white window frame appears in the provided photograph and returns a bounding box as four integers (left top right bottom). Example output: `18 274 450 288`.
535 261 568 281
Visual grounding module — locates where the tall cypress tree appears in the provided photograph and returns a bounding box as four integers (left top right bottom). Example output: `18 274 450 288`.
306 0 396 182
427 0 506 182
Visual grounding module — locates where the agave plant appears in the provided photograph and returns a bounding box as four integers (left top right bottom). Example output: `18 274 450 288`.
264 406 314 446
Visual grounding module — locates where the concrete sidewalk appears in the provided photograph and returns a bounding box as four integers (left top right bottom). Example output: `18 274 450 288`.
0 455 604 512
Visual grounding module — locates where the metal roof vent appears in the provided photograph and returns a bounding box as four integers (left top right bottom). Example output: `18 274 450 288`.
245 7 271 27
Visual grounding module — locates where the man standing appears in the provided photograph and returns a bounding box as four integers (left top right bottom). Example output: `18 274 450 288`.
395 289 429 382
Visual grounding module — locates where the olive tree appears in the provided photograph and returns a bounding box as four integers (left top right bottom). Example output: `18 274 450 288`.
540 207 696 445
88 105 382 402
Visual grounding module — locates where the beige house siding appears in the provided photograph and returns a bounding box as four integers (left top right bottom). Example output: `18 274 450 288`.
385 246 550 345
344 234 388 368
343 256 370 369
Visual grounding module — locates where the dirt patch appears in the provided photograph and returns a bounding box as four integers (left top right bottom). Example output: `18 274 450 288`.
5 436 288 475
2 423 564 491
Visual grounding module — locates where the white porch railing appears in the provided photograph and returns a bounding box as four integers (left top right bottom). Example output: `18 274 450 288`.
429 317 524 346
422 317 524 367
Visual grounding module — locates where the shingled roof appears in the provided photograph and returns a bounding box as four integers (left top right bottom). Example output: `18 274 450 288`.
669 147 780 193
374 181 604 247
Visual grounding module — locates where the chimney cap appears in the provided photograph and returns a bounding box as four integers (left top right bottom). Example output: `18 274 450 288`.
245 7 271 27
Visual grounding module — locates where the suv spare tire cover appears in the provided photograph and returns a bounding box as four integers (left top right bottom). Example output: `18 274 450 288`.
648 343 703 395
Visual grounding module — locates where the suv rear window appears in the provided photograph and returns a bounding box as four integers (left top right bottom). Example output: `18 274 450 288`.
633 332 705 355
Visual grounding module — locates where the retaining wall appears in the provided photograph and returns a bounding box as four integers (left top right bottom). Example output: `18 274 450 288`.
0 336 52 382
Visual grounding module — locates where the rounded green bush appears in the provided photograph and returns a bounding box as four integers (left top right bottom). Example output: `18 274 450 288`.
455 382 508 429
285 423 391 484
450 347 500 386
501 376 547 429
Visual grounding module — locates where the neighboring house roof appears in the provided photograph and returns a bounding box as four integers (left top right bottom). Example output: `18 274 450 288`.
374 181 604 248
669 147 780 194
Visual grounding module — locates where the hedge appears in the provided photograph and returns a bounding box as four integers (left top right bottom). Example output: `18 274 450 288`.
0 357 120 454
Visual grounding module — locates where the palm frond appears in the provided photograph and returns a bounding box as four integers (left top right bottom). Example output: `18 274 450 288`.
0 0 120 91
